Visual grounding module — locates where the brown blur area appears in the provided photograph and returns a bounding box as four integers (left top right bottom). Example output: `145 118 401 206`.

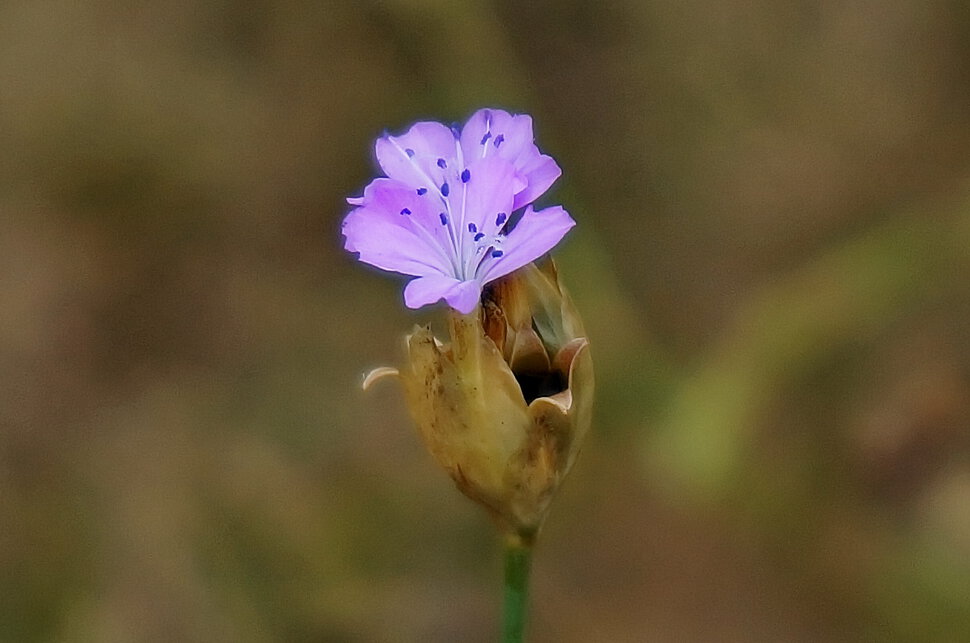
2 1 970 641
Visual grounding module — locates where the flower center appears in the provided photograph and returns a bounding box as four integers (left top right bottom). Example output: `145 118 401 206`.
390 124 512 282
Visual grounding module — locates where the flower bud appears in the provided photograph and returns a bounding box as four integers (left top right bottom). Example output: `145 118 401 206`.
367 260 593 538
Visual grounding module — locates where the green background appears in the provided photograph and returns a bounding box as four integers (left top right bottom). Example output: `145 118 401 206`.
3 1 970 640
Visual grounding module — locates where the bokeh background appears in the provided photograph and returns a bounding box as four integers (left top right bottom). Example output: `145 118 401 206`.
3 1 970 640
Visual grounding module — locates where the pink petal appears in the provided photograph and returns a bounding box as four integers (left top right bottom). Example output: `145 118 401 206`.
460 156 519 238
342 178 457 277
356 178 451 247
375 121 458 189
460 108 560 207
404 275 482 313
478 205 575 283
342 208 448 277
512 154 561 210
460 109 533 165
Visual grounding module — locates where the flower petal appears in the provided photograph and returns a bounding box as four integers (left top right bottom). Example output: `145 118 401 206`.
357 178 452 245
460 109 532 164
460 156 520 237
344 178 457 275
478 205 575 283
512 154 561 210
343 208 446 276
444 280 484 313
343 178 457 277
404 274 482 313
450 155 522 280
376 121 458 189
460 108 560 207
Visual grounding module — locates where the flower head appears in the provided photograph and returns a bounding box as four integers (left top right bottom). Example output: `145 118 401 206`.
342 109 575 314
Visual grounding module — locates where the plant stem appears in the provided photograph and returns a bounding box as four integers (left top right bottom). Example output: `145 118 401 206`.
502 536 533 643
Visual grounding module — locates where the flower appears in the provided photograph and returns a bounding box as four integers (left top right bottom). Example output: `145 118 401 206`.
342 109 575 314
365 259 594 536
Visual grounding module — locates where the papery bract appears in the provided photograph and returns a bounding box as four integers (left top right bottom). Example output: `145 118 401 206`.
342 109 574 313
364 259 594 536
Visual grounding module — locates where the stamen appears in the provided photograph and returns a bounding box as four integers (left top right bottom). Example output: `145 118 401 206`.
441 182 450 197
417 187 427 195
461 168 471 183
437 158 447 169
480 132 492 145
491 249 504 258
400 208 411 215
468 223 477 233
493 134 505 148
495 212 507 226
405 148 415 158
474 232 485 242
439 213 449 226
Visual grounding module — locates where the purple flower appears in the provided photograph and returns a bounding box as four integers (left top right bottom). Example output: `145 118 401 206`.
342 108 575 314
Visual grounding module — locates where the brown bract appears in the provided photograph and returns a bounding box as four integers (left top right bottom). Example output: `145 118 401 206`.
365 260 593 538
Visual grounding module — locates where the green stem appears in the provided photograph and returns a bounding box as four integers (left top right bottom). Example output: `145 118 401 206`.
502 537 533 643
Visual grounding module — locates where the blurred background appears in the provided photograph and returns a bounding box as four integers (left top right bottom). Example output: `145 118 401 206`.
2 0 970 640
